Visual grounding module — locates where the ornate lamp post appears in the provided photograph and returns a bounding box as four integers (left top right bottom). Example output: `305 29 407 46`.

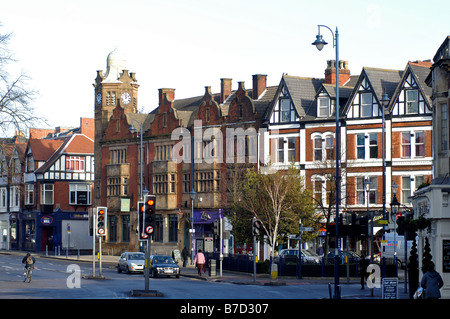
390 181 400 277
312 24 341 299
189 188 197 264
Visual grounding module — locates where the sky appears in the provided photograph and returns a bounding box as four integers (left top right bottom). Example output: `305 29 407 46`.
1 0 449 135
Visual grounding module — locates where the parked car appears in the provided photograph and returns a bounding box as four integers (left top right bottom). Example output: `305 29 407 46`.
278 249 321 264
326 250 361 263
117 252 145 273
150 255 180 278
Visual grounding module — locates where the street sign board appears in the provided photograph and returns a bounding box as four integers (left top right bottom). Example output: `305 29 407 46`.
382 278 398 299
299 227 313 232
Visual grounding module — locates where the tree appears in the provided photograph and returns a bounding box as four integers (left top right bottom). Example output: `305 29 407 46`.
0 24 42 136
408 238 419 299
233 163 316 260
422 237 432 273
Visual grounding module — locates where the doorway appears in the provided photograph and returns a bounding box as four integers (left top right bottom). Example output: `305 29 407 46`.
42 227 54 251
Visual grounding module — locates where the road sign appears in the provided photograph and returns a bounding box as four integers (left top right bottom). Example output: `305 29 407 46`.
145 225 154 234
299 227 314 232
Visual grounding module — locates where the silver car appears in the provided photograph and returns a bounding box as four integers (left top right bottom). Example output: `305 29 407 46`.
117 252 145 273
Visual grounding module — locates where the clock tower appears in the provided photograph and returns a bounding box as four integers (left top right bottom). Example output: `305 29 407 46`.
93 49 139 205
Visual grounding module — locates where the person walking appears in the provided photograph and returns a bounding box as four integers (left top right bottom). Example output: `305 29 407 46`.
359 253 369 290
194 249 205 276
421 262 444 299
182 247 189 267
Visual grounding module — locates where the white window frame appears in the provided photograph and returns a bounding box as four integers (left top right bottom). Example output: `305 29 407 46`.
41 184 54 205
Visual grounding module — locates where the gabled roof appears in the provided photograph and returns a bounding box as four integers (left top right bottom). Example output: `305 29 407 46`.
32 134 94 174
29 138 65 162
282 75 325 119
389 62 432 111
343 67 403 115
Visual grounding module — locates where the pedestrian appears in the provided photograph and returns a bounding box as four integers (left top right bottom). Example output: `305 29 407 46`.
316 245 324 257
359 253 369 289
194 249 205 276
421 261 444 299
182 247 189 267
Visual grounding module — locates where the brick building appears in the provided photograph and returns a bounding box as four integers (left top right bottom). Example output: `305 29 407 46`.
94 49 434 258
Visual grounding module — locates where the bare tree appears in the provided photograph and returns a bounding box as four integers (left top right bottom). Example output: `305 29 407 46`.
0 24 43 136
233 164 315 260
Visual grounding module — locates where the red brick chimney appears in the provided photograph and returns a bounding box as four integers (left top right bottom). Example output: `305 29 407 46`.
252 74 267 99
325 60 350 86
220 78 232 104
158 88 175 105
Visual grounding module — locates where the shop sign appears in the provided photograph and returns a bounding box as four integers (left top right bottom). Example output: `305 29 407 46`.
41 215 54 225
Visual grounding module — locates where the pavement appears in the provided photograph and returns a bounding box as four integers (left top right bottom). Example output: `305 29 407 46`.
0 250 411 299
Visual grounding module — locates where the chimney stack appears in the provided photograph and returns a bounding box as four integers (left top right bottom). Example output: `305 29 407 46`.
158 88 175 105
220 78 232 104
252 74 267 99
325 60 350 86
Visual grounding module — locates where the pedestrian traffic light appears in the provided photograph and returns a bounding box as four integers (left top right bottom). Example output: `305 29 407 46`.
213 220 219 236
143 195 156 236
137 201 148 240
252 218 262 237
96 206 107 237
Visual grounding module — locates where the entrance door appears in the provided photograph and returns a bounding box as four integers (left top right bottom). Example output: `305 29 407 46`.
42 227 54 251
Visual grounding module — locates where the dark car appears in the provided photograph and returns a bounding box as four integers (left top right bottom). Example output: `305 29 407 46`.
326 251 360 264
150 255 180 278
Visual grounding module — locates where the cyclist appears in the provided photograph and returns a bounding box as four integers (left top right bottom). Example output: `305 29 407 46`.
22 252 35 276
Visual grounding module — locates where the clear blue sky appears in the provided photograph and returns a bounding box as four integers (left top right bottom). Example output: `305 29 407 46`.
1 0 449 133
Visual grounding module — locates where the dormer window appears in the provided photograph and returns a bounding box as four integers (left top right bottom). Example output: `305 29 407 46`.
271 87 298 123
318 97 330 117
406 90 418 114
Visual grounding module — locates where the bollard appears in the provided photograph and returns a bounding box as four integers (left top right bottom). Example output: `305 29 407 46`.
210 259 217 277
271 263 278 281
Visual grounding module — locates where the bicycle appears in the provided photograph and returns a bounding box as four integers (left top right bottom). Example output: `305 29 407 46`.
24 266 33 283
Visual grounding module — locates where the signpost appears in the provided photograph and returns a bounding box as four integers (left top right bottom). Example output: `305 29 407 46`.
382 278 398 299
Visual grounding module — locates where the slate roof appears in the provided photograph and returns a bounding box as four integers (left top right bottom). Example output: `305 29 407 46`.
282 75 325 119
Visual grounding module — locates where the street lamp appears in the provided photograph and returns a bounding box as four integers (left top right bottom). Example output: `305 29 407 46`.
365 178 374 297
312 24 341 299
390 181 400 277
189 188 197 265
129 122 145 201
380 92 390 278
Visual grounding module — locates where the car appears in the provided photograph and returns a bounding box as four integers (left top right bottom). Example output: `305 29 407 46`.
150 255 180 278
278 249 321 264
117 252 145 273
326 250 361 264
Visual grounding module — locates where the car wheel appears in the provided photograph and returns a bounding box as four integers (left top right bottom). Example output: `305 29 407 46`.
176 275 180 278
118 265 122 273
152 269 157 278
126 266 131 274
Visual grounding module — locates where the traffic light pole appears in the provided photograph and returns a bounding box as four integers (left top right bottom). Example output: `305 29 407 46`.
145 238 150 292
99 236 102 277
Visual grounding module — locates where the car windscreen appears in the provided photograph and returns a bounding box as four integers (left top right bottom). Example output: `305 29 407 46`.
153 256 175 264
129 254 145 260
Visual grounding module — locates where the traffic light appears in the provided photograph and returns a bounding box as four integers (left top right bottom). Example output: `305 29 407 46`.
213 220 219 236
143 195 156 236
252 218 262 237
137 201 148 240
96 207 107 237
396 215 405 235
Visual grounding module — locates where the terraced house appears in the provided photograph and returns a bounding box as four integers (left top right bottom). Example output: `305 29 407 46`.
94 48 434 259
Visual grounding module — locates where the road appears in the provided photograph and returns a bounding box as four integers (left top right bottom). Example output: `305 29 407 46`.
0 253 331 299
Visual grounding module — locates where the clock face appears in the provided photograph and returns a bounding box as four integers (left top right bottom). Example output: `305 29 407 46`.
96 92 102 105
121 92 131 105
